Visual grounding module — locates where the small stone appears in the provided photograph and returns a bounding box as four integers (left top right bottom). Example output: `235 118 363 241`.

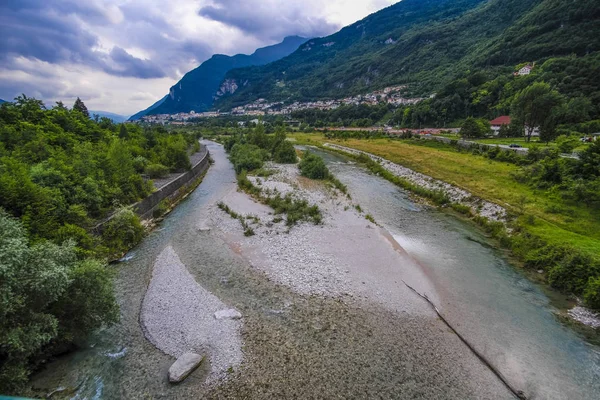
537 269 544 274
197 225 211 232
168 352 204 383
214 309 242 320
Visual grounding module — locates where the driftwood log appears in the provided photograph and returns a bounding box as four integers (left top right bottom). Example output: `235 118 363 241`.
402 281 527 400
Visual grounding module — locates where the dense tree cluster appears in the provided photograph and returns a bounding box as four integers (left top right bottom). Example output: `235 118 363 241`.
226 125 297 173
0 95 197 256
0 210 118 391
0 95 200 390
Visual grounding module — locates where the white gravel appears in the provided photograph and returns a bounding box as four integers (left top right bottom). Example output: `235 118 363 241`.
324 143 508 222
209 161 438 314
568 306 600 328
141 245 243 382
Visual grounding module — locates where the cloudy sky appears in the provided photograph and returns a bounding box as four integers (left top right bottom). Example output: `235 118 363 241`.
0 0 396 116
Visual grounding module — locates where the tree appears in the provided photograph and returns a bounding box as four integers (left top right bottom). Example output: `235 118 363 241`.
119 124 129 139
0 209 118 392
73 97 89 118
511 82 563 142
461 117 484 138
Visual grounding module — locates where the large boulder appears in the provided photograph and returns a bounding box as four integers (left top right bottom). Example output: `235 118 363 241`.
168 352 205 383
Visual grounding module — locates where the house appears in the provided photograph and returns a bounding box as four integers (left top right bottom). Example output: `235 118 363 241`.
515 64 534 76
490 116 511 135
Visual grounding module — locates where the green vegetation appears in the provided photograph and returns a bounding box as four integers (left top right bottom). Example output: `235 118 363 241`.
0 95 202 390
217 0 599 120
217 202 256 236
290 133 600 308
223 127 323 227
0 95 200 257
299 151 329 179
461 117 491 138
101 208 146 256
145 163 170 179
0 210 118 392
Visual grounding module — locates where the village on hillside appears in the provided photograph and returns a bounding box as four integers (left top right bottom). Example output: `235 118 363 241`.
138 85 425 124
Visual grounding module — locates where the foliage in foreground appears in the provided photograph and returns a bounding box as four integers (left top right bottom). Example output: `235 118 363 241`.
0 210 118 392
101 208 146 256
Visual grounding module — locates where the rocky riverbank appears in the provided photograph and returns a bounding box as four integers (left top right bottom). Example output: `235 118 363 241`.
324 143 508 222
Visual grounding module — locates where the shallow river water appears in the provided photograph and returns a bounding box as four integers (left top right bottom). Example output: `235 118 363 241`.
28 142 599 400
309 146 600 400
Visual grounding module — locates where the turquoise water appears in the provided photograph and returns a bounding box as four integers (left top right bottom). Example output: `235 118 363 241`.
309 147 600 400
26 143 599 399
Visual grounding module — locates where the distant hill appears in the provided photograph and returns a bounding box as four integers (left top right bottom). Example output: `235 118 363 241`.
136 35 308 118
214 0 600 109
0 99 7 104
90 111 129 123
128 95 167 121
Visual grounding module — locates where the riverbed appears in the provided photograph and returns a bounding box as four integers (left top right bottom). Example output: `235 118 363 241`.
28 141 599 400
307 146 600 400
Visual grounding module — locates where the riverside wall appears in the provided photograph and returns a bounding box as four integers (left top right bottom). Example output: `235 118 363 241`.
93 146 210 234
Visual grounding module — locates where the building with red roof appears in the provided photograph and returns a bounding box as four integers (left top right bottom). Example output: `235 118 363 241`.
490 116 511 135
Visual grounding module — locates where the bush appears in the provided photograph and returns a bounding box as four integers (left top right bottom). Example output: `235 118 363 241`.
145 163 170 179
299 152 329 179
229 143 267 173
0 210 118 392
273 140 297 164
547 252 599 294
584 277 600 309
101 208 145 256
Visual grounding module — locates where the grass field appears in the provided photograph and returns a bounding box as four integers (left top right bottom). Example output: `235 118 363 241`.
291 133 600 255
434 134 590 152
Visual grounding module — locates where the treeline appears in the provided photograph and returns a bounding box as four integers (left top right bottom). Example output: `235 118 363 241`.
292 103 393 128
290 53 600 141
0 95 199 391
0 95 199 256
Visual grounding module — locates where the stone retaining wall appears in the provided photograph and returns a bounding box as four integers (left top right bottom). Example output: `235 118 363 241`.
93 146 210 234
134 146 210 219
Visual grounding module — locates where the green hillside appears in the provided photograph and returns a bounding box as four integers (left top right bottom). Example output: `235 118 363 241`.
214 0 600 109
135 36 307 118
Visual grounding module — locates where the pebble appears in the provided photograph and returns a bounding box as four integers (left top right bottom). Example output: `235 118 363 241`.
141 246 243 382
214 309 242 320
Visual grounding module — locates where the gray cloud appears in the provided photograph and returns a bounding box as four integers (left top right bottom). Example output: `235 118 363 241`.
106 47 165 79
0 0 394 114
199 0 339 40
0 0 167 79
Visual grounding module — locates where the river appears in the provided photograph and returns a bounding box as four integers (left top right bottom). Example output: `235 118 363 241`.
29 142 599 399
309 146 600 400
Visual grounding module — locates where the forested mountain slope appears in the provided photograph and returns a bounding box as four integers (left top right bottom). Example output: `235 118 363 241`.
214 0 600 109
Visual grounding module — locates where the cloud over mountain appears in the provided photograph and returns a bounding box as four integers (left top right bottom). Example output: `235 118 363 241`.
0 0 395 114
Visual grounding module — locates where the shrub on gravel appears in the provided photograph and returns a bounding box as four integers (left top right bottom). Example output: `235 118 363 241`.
299 152 329 179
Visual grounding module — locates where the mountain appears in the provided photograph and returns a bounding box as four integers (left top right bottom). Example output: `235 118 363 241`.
128 95 167 121
90 111 128 123
136 35 308 118
0 99 6 104
214 0 600 109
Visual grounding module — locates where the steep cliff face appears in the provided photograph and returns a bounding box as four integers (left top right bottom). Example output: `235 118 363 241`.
132 36 307 118
215 79 239 98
